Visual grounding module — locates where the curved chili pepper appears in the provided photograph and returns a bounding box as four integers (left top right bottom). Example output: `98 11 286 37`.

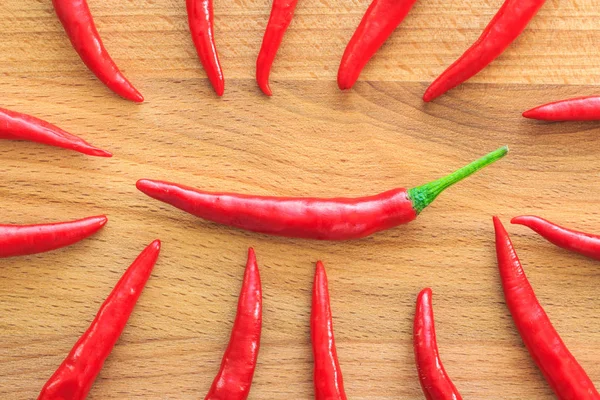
256 0 299 96
423 0 546 102
312 261 347 400
523 96 600 121
52 0 143 102
0 108 111 157
187 0 225 96
38 240 161 400
337 0 418 90
0 216 107 259
205 248 262 400
136 146 507 240
512 215 600 261
414 288 462 400
493 217 600 399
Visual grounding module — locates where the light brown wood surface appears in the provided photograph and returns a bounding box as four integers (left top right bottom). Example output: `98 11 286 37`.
1 0 600 398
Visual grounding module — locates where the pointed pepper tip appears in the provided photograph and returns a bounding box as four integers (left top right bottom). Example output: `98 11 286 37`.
89 147 113 158
522 108 537 119
149 239 161 251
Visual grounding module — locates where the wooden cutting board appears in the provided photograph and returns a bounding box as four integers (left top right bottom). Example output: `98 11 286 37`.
1 0 599 398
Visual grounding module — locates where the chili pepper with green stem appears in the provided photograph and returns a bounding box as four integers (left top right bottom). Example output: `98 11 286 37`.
523 96 600 121
137 146 507 240
0 108 111 157
423 0 546 102
414 288 462 400
512 215 600 261
0 216 107 259
52 0 143 102
312 261 347 400
187 0 225 96
256 0 299 96
38 240 161 400
493 217 599 399
338 0 419 90
204 248 262 400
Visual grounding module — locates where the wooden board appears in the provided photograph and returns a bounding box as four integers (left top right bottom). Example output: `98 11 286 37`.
1 0 599 398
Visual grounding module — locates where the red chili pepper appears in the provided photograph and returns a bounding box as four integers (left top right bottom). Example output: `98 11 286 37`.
512 215 600 261
205 248 262 400
493 217 600 399
0 216 107 259
414 288 462 400
187 0 225 96
256 0 299 96
337 0 418 90
0 108 111 157
523 96 600 121
38 240 161 400
52 0 143 102
311 261 347 400
423 0 546 102
136 146 507 240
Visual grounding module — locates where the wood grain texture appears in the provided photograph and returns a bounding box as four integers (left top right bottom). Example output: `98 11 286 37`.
1 0 599 399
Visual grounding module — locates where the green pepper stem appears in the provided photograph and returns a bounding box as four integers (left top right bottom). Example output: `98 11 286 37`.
408 146 508 214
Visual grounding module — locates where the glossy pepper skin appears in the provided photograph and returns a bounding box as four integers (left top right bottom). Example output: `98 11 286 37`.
137 146 507 240
0 108 111 157
523 96 600 121
423 0 546 102
52 0 143 102
338 0 418 90
187 0 225 96
0 216 107 258
256 0 299 96
414 288 462 400
38 240 161 400
205 248 262 400
512 215 600 261
311 261 347 400
493 217 600 399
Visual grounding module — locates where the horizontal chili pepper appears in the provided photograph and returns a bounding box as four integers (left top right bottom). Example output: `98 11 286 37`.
312 261 347 400
52 0 143 102
337 0 418 90
493 217 600 399
187 0 225 96
38 240 161 400
423 0 546 102
414 288 462 400
136 146 507 240
0 108 111 157
256 0 299 96
512 215 600 261
205 248 262 400
523 96 600 121
0 216 107 258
